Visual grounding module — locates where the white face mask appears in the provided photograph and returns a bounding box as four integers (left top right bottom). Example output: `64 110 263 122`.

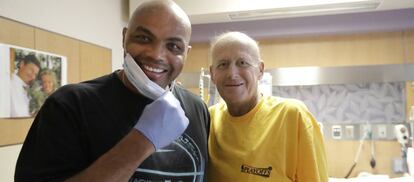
123 53 166 100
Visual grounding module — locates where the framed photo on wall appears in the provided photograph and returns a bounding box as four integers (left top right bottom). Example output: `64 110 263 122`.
0 44 67 118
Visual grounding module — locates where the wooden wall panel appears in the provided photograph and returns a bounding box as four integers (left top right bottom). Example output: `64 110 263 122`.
181 44 210 102
183 43 210 72
0 17 34 48
404 30 414 120
0 119 32 146
185 31 408 71
404 30 414 63
0 18 112 147
35 29 80 84
79 42 112 81
0 17 36 146
325 140 401 178
184 32 408 88
406 82 414 120
260 32 405 68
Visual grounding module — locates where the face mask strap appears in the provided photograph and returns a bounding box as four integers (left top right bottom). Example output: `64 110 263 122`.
123 53 166 100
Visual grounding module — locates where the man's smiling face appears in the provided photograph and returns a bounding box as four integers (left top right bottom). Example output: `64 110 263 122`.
123 3 191 88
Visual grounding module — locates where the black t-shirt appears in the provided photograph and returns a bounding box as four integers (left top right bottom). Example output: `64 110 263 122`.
15 72 210 182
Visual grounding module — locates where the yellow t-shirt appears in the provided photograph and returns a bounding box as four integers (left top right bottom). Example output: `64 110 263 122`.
207 96 328 182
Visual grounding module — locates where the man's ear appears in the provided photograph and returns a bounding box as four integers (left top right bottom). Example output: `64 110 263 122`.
122 27 127 49
258 60 265 80
187 45 192 54
209 65 215 84
122 28 128 57
184 45 191 60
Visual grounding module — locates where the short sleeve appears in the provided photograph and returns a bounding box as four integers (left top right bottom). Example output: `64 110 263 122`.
15 97 88 182
296 108 329 182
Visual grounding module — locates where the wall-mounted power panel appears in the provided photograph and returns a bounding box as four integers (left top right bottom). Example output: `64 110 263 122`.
323 123 407 141
344 125 355 139
332 125 342 140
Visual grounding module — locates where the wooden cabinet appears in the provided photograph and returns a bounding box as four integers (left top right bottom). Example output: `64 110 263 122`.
0 18 34 49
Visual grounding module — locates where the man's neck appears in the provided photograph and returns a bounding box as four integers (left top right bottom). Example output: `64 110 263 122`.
118 70 140 94
226 94 262 117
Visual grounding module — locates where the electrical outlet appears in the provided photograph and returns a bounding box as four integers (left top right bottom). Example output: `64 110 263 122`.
345 125 354 139
332 125 342 139
377 124 387 139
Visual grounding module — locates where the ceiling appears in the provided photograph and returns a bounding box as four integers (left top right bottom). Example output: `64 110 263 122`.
129 0 414 42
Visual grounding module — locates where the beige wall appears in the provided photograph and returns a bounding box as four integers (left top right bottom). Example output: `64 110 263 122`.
0 0 127 71
0 17 112 147
0 17 112 181
404 31 414 63
260 32 406 67
184 43 211 72
0 145 21 182
325 140 401 178
183 29 414 178
0 18 37 147
184 31 411 70
404 31 414 118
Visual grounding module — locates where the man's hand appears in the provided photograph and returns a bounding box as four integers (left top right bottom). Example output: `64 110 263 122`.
134 91 189 150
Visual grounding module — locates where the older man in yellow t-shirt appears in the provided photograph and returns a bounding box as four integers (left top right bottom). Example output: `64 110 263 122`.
207 31 328 182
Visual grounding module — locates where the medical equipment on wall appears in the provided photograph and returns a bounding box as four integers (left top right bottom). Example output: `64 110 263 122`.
395 124 410 148
345 122 376 178
394 124 412 174
198 67 221 106
199 67 207 101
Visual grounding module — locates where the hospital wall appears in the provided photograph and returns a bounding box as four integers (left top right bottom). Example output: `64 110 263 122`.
180 29 414 178
0 4 413 180
0 17 112 181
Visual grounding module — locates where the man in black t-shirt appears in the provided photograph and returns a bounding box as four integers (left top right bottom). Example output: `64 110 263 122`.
15 0 209 181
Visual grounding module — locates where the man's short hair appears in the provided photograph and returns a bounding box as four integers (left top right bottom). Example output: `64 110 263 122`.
20 54 41 69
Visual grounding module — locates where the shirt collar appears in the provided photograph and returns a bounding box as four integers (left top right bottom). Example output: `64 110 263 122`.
13 73 28 87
